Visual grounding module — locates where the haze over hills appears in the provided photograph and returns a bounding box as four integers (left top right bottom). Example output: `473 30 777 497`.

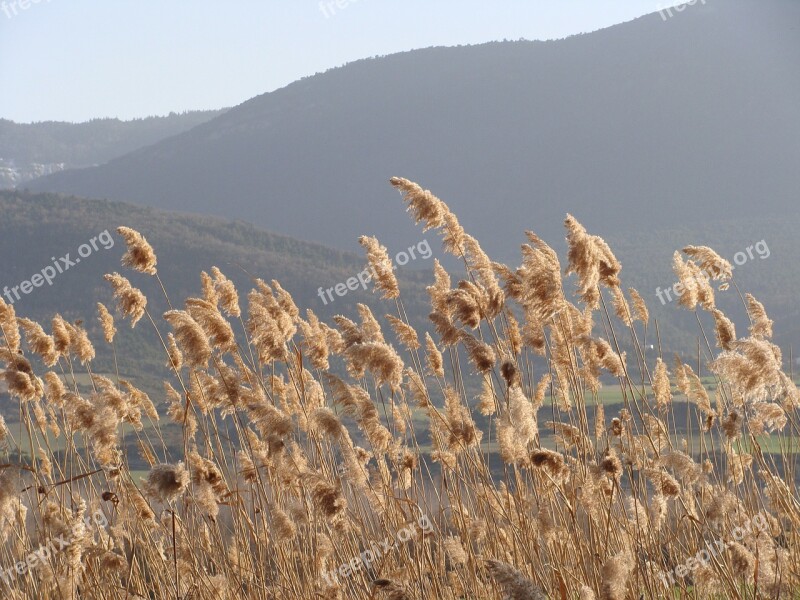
3 188 799 466
28 0 800 264
0 189 434 394
15 0 800 354
0 110 226 188
3 188 800 373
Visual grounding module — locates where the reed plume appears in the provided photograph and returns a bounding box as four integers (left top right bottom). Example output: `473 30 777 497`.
117 226 158 275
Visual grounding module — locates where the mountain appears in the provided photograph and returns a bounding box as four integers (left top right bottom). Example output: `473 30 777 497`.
0 190 434 394
0 110 226 188
4 186 800 378
27 0 800 262
3 187 797 390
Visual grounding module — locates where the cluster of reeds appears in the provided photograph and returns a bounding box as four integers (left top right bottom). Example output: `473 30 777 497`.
0 179 797 599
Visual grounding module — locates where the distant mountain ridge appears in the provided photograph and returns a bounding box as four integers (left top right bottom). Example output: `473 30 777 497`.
0 189 434 392
0 110 226 188
28 0 800 262
4 187 800 368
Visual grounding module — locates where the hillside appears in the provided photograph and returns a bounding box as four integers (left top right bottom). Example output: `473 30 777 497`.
0 190 433 394
3 187 799 475
27 0 800 263
0 110 225 188
3 188 800 382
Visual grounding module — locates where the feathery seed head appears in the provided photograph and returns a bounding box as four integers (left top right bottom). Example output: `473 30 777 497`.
117 226 157 275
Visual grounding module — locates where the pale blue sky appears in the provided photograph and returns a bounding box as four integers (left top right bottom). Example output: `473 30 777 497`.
0 0 677 123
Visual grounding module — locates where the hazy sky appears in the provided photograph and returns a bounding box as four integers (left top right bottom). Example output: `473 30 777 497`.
1 0 679 123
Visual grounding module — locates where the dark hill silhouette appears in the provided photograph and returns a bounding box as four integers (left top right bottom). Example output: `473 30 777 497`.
29 0 800 262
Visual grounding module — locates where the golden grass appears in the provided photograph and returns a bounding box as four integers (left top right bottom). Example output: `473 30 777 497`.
0 177 797 599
